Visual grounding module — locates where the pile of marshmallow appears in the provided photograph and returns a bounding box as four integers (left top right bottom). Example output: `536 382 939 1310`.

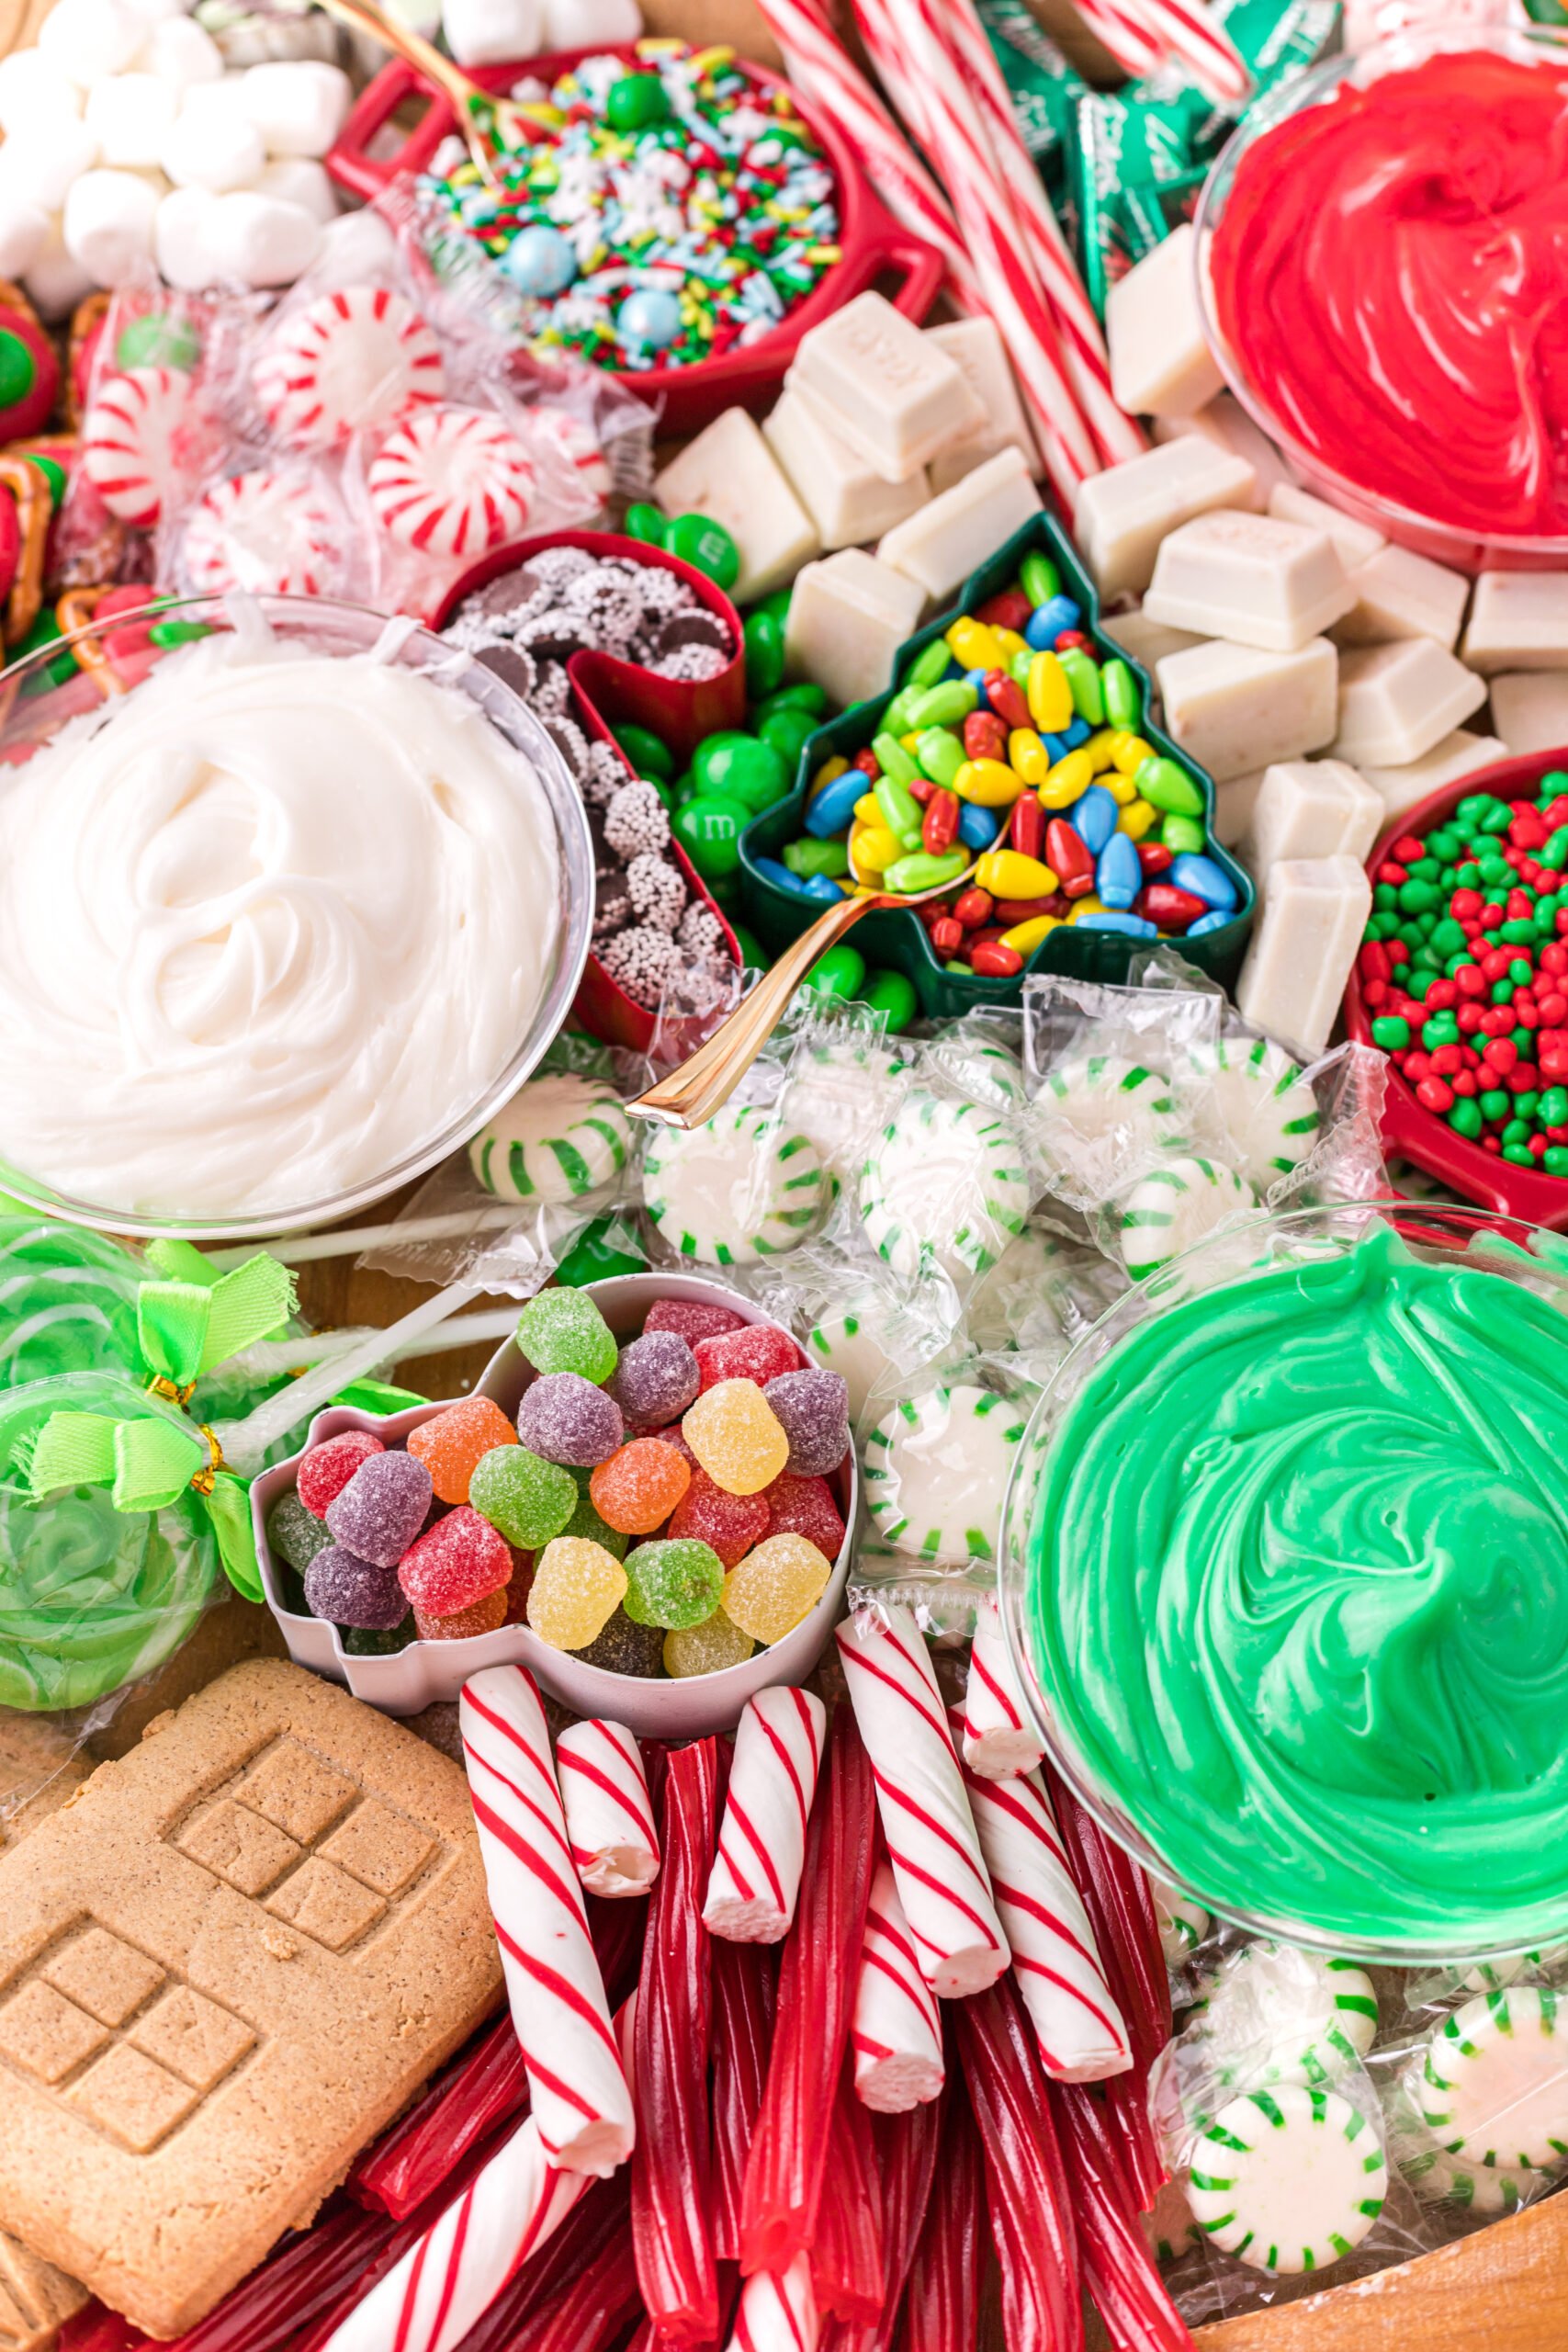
0 0 349 314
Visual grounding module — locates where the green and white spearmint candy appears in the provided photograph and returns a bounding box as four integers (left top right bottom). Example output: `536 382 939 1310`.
966 1223 1084 1353
1186 1037 1320 1190
1402 2138 1553 2215
782 1038 910 1188
1189 2083 1387 2273
805 1291 904 1423
859 1092 1030 1286
862 1382 1028 1566
468 1072 632 1204
643 1104 825 1266
1151 1877 1210 1967
1418 1987 1568 2170
1030 1052 1185 1183
1118 1155 1257 1281
926 1026 1025 1109
1142 2174 1201 2265
1189 1941 1378 2085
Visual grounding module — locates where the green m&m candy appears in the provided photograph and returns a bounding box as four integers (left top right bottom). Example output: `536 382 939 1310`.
672 792 750 881
664 512 740 592
803 942 867 1003
555 1216 649 1287
731 921 766 970
744 607 785 697
691 731 789 813
757 705 817 768
861 969 918 1033
606 70 669 130
756 682 826 719
615 721 675 781
624 502 668 547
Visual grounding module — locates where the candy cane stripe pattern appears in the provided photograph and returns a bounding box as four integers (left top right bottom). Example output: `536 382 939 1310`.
368 404 536 559
182 468 339 597
704 1687 828 1943
459 1665 635 2176
836 1607 1009 1996
962 1592 1044 1780
852 1860 944 2112
254 285 446 451
82 365 217 527
727 2253 819 2352
555 1718 660 1899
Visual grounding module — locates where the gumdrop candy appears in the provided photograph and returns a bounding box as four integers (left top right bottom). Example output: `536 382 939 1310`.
763 1472 845 1559
528 1535 627 1650
267 1490 333 1576
644 1297 747 1345
297 1429 385 1518
762 1370 851 1478
571 1607 665 1677
469 1443 577 1548
693 1322 802 1395
722 1533 833 1644
607 1330 700 1430
590 1437 692 1535
414 1584 511 1641
683 1380 790 1496
327 1450 433 1567
517 1372 625 1466
399 1503 513 1615
668 1468 769 1569
502 1557 535 1622
514 1287 619 1383
344 1619 413 1656
560 1476 629 1558
623 1536 726 1630
664 1610 755 1679
305 1545 409 1630
407 1396 518 1504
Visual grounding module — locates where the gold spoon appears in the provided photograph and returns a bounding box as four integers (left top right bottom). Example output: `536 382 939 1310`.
314 0 547 187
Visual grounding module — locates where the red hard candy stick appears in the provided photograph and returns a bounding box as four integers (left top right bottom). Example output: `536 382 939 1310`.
712 1939 779 2263
1049 2084 1193 2352
955 1981 1082 2352
811 2066 885 2323
896 2085 982 2352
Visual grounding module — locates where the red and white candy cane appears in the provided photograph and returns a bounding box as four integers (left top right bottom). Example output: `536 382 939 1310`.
727 2255 819 2352
555 1719 660 1900
703 1686 827 1944
1057 0 1166 75
962 1592 1044 1781
1120 0 1250 103
835 1608 1010 1998
459 1666 635 2177
852 1859 945 2113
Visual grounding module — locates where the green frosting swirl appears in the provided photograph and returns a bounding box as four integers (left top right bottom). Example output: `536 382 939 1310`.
1026 1227 1568 1952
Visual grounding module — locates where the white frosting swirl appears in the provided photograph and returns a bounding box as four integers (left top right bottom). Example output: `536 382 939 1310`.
0 629 562 1219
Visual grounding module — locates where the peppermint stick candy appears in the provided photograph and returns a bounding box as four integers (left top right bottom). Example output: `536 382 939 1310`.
556 1719 660 1899
459 1665 635 2176
962 1593 1044 1781
728 2255 819 2352
852 1859 945 2112
704 1687 828 1943
836 1608 1010 1997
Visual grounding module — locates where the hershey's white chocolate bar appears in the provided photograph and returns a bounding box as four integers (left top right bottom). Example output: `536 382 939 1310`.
1332 639 1486 767
1333 542 1470 652
1235 854 1372 1055
876 446 1041 603
1156 636 1338 783
1153 393 1291 513
1074 436 1256 600
1241 758 1383 884
1107 223 1223 420
1267 481 1386 571
783 548 926 709
1489 671 1568 758
1461 572 1568 673
925 317 1039 491
786 291 982 483
1143 510 1353 652
764 386 929 550
654 408 819 604
1099 601 1205 672
1356 729 1509 820
1213 768 1266 848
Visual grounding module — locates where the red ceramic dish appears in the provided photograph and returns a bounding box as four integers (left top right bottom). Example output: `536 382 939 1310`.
434 526 745 1052
327 42 943 435
1342 745 1568 1230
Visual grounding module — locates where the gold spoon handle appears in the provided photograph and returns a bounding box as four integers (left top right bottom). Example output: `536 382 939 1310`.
315 0 488 128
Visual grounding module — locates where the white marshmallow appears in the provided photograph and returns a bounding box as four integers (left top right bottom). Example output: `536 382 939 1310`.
255 155 337 223
63 165 159 285
0 50 84 136
85 73 179 168
240 60 350 157
0 119 100 215
140 15 225 88
0 196 51 280
160 88 265 191
444 0 544 64
309 203 398 288
23 217 96 318
37 0 142 85
542 0 639 37
203 188 321 285
123 0 186 23
153 182 220 288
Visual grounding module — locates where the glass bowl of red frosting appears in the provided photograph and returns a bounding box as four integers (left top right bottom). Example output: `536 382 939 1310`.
1195 27 1568 573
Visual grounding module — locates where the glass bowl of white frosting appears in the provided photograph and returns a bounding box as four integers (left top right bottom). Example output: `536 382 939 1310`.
0 593 594 1238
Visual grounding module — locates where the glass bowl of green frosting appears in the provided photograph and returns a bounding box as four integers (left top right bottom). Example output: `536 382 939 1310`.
998 1201 1568 1963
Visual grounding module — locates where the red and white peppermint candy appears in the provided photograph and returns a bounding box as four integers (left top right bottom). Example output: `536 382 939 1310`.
703 1686 827 1944
368 403 536 559
554 1718 660 1900
254 285 446 452
182 467 338 597
527 405 613 504
836 1606 1010 1998
81 366 218 527
961 1590 1044 1780
852 1859 944 2113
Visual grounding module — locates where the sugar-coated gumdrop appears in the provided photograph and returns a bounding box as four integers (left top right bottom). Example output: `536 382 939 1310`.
514 1287 619 1382
326 1450 433 1567
722 1533 833 1644
267 1490 332 1576
607 1329 700 1430
406 1396 518 1503
623 1536 726 1630
668 1468 769 1569
571 1607 665 1677
664 1609 755 1679
763 1472 845 1559
517 1372 625 1466
344 1619 414 1656
644 1297 748 1345
398 1503 513 1615
529 1535 628 1650
561 1477 629 1558
693 1322 802 1394
590 1437 692 1535
762 1369 851 1477
305 1545 409 1630
683 1380 791 1496
414 1585 511 1641
469 1443 577 1548
297 1428 385 1518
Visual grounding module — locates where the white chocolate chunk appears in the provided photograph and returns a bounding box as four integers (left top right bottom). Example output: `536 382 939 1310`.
1356 729 1508 820
1099 602 1204 672
1212 767 1266 848
787 289 982 483
1153 393 1290 513
1235 854 1372 1055
656 407 819 602
925 316 1038 489
1074 436 1257 600
763 387 925 552
1156 637 1337 783
1107 222 1222 419
1240 759 1383 887
1332 639 1487 767
875 446 1041 604
1144 511 1353 652
1267 481 1385 571
1462 572 1568 673
783 548 925 708
1188 2085 1387 2275
1489 672 1568 759
1334 543 1470 651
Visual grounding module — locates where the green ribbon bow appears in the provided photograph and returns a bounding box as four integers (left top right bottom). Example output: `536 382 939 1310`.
135 1244 296 1397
